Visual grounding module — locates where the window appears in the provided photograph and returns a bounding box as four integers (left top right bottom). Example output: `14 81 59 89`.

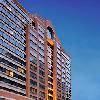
48 65 53 71
39 83 45 90
39 56 44 63
30 95 37 100
48 89 53 95
30 72 37 80
48 71 53 77
30 80 37 87
48 96 53 100
9 71 14 77
47 46 52 53
0 39 2 44
0 57 18 70
6 70 13 77
30 64 37 72
38 43 44 50
57 68 61 75
48 52 52 58
32 21 36 28
30 34 37 44
38 31 44 38
57 74 61 80
30 56 37 65
30 41 37 51
39 61 45 70
38 24 45 34
30 48 37 58
39 91 45 98
30 87 37 94
62 68 65 74
57 54 61 59
57 59 61 65
30 30 37 38
18 67 25 74
39 49 44 57
57 43 61 49
38 36 44 44
0 21 4 27
57 64 61 70
57 80 61 88
48 83 53 89
39 77 45 84
0 76 25 89
39 69 45 77
48 77 53 83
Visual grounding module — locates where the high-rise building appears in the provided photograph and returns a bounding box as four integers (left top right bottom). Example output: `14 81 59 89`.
0 0 71 100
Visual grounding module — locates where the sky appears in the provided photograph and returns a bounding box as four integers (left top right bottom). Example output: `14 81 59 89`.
18 0 100 100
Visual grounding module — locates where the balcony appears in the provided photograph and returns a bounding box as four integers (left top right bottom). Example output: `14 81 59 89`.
47 38 54 46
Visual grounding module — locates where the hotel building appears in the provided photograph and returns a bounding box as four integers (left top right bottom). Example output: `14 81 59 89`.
0 0 71 100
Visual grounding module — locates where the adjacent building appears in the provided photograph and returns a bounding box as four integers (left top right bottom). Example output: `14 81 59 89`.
0 0 71 100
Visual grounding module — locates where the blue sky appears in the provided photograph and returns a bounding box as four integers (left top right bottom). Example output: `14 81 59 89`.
18 0 100 100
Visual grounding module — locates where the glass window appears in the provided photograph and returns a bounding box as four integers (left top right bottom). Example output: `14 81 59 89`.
30 87 37 94
39 91 45 98
39 69 45 77
48 89 53 95
30 34 37 44
48 83 53 89
57 68 61 75
30 72 37 79
38 31 44 38
57 43 61 49
0 30 3 36
39 61 45 70
38 24 45 33
30 64 37 72
39 77 45 84
30 30 37 38
48 77 53 83
38 36 44 44
38 42 44 50
30 55 37 65
0 21 4 27
48 71 53 77
0 39 2 44
30 79 37 87
39 56 44 63
30 41 37 51
39 83 45 90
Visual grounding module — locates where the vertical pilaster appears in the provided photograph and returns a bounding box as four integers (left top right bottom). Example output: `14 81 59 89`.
53 41 57 100
26 25 30 97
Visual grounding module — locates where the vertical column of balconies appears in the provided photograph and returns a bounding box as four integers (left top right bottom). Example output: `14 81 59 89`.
29 27 38 100
56 42 62 100
65 57 71 100
46 26 56 100
61 51 71 100
29 17 46 100
47 45 54 100
61 56 67 100
37 22 46 100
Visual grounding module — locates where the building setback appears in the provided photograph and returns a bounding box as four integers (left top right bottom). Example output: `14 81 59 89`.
0 0 71 100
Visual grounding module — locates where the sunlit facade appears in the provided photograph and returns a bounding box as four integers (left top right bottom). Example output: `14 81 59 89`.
0 0 71 100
